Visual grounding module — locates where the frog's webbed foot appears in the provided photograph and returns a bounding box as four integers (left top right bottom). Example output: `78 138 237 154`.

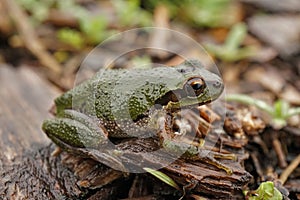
42 110 126 171
191 150 236 175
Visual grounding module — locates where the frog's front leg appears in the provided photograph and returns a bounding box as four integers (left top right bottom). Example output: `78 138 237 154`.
42 110 125 171
159 114 236 175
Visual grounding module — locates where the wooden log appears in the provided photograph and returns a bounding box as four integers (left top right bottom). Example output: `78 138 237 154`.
0 64 58 163
0 65 76 199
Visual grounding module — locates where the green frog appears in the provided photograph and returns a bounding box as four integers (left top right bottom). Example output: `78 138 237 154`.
42 59 234 174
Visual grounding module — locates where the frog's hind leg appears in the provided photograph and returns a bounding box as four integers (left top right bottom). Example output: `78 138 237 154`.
43 110 108 148
42 110 125 171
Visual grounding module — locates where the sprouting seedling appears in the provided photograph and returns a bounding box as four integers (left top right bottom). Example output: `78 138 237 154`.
244 181 283 200
143 167 180 190
226 94 300 129
205 22 256 62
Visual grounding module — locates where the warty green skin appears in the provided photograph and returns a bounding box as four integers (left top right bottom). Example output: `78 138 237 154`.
42 60 223 150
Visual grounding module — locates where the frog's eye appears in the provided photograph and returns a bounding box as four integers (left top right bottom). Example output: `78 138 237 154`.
184 77 206 97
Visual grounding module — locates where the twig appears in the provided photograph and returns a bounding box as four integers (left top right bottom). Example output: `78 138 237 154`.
272 137 287 168
250 153 264 181
0 1 12 35
149 4 170 59
3 0 62 74
279 153 300 184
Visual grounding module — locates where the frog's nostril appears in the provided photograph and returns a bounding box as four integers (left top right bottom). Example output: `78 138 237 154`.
213 80 222 88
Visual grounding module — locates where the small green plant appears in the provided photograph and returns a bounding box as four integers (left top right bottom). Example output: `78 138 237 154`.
79 16 115 44
16 0 55 24
226 94 300 129
57 28 84 49
57 0 113 46
181 0 237 27
205 23 256 62
143 167 180 190
17 0 114 48
112 0 152 27
244 181 283 200
144 0 237 28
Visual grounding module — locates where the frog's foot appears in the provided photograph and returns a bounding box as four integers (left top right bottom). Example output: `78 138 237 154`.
42 110 126 171
192 150 236 175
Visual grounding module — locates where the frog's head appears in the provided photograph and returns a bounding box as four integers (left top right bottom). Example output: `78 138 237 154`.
157 59 224 110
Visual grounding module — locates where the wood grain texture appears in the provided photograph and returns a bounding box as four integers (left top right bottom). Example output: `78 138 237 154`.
0 65 82 199
0 64 59 165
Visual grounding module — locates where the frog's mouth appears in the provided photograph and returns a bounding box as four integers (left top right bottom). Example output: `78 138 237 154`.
155 78 223 110
155 88 212 108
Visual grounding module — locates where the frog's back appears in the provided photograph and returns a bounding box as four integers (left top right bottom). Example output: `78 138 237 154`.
54 68 175 122
55 69 124 117
52 60 222 137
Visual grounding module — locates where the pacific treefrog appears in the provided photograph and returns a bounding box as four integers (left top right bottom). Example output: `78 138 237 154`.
42 60 233 173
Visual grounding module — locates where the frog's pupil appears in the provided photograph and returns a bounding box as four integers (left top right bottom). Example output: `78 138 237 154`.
192 82 203 90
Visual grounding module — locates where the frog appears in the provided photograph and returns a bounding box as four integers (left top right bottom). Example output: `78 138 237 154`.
42 59 235 174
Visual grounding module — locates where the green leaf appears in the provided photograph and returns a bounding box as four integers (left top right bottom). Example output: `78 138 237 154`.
143 167 180 190
79 16 109 44
57 28 84 49
247 181 283 200
16 0 54 23
226 94 274 114
205 23 256 62
112 0 152 27
287 107 300 118
224 23 247 51
183 0 233 27
273 100 289 119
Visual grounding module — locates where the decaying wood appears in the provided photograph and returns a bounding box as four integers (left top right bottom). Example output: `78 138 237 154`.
0 64 58 163
1 145 85 199
0 64 68 198
57 134 251 199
